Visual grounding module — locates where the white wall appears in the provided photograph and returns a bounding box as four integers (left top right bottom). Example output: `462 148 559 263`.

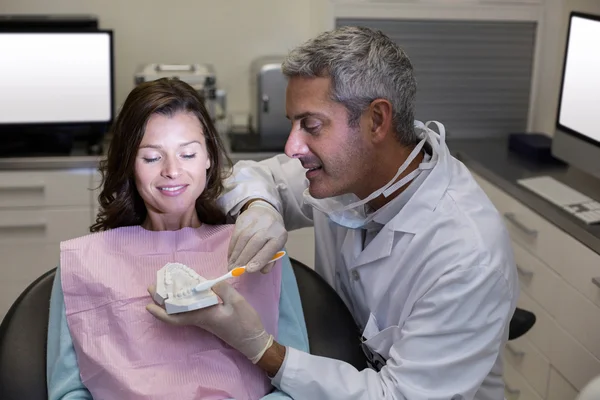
0 0 314 118
1 0 599 136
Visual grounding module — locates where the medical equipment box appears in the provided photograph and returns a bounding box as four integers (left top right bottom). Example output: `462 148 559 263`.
247 56 290 149
134 64 226 122
508 133 565 165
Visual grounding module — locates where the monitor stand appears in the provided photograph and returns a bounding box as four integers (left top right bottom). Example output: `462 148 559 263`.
228 131 287 153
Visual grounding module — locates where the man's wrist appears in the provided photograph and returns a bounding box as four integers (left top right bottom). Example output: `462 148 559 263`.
257 340 286 377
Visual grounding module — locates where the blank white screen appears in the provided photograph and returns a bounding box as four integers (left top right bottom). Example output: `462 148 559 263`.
558 16 600 143
0 32 112 124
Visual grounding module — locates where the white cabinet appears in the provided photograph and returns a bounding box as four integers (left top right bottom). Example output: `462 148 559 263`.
0 168 97 321
0 169 91 208
286 227 316 269
471 171 600 400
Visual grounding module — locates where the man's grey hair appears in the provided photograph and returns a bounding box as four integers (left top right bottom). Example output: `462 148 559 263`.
282 26 418 146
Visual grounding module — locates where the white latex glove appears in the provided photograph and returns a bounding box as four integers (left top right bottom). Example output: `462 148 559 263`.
228 200 288 273
146 282 273 364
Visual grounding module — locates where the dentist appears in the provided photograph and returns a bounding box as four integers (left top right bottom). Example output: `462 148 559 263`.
148 26 519 400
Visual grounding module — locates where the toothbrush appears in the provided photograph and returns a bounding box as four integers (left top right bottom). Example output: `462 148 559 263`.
191 250 287 294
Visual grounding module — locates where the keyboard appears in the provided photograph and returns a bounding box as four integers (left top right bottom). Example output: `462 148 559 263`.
517 176 600 225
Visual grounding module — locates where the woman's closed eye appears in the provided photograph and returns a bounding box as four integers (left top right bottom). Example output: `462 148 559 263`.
142 153 196 163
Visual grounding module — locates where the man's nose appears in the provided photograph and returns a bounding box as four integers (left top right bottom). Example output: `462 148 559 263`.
284 127 309 159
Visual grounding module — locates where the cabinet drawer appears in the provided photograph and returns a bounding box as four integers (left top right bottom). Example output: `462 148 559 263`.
549 319 600 391
472 172 600 310
0 169 93 209
517 291 553 357
515 265 600 392
503 362 543 400
0 208 91 244
0 243 59 322
553 276 600 362
2 242 59 281
503 336 550 398
547 367 579 400
512 239 560 317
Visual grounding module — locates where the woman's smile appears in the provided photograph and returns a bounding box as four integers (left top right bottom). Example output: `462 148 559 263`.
157 184 189 197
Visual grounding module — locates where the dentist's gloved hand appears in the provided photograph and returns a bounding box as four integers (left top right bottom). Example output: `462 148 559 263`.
146 282 273 364
229 199 287 274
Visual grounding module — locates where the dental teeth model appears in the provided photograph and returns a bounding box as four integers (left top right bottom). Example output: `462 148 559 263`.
153 252 287 315
153 262 220 314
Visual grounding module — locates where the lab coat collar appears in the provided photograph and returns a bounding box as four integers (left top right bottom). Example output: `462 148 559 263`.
386 141 451 234
341 224 395 268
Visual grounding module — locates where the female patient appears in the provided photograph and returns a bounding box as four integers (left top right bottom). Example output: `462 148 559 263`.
46 78 308 400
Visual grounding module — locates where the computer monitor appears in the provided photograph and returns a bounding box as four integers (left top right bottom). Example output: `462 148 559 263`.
552 12 600 180
0 30 113 127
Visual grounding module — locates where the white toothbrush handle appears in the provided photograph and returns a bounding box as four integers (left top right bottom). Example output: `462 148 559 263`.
210 271 234 286
192 270 233 293
194 252 284 292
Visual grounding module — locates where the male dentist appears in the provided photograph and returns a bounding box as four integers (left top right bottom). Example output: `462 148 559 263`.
148 26 519 400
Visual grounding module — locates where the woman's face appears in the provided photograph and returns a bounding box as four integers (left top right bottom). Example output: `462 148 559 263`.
134 111 211 227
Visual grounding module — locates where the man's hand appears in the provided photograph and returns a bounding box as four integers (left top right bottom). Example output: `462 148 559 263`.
146 282 274 364
229 200 288 273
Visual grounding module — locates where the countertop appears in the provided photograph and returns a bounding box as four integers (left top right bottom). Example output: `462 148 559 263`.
450 138 600 256
2 135 599 255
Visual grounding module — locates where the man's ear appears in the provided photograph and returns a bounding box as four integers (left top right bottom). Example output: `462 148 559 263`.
367 99 393 144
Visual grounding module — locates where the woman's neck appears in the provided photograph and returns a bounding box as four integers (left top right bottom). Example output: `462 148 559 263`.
141 210 202 231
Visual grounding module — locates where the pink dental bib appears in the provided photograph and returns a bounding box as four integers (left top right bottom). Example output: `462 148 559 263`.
59 224 281 400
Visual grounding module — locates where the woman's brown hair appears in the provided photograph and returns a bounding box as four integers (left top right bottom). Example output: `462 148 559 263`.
91 78 232 232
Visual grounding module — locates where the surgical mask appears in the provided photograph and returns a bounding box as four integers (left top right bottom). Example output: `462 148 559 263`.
303 120 446 229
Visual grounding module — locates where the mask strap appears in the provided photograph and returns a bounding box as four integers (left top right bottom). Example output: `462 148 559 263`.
382 167 422 198
417 121 445 165
383 121 446 197
426 120 446 143
424 131 440 165
336 136 427 212
425 121 446 157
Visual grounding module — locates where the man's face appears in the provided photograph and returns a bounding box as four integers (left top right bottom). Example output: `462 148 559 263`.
284 76 373 199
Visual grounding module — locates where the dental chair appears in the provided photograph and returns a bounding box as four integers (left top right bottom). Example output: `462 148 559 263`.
0 259 537 400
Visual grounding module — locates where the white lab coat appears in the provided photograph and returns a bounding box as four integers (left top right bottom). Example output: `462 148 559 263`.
217 139 519 400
